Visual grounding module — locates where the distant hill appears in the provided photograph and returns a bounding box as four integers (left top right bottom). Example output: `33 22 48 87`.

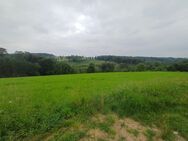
95 55 187 64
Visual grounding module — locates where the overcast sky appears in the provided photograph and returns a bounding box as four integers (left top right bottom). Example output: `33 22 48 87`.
0 0 188 57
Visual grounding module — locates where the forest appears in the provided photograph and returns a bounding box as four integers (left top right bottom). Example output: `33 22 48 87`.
0 47 188 78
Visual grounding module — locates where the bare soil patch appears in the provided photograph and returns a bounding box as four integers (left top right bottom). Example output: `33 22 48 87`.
80 114 186 141
35 114 186 141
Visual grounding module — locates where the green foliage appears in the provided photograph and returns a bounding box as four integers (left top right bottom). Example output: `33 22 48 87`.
136 63 146 71
100 62 115 72
169 60 188 72
39 58 56 75
87 63 95 73
0 55 40 77
145 129 155 141
54 131 86 141
55 62 74 74
0 49 188 78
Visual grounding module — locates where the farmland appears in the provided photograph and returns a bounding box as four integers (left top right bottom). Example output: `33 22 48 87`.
0 72 188 141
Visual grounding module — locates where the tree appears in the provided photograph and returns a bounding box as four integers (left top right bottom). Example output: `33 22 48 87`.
100 62 115 72
0 47 7 55
55 62 74 74
136 63 146 71
39 58 56 75
87 63 95 73
0 56 40 77
173 60 188 71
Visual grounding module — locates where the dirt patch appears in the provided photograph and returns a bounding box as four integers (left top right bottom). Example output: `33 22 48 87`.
112 118 147 141
91 114 107 123
33 114 186 141
80 129 108 141
80 114 186 141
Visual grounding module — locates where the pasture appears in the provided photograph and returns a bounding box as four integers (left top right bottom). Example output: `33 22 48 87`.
0 72 188 141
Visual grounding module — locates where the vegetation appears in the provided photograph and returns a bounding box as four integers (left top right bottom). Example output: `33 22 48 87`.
0 48 188 78
0 72 187 140
100 62 115 72
87 63 95 73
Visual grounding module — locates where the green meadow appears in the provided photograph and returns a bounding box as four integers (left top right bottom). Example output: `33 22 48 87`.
0 72 188 140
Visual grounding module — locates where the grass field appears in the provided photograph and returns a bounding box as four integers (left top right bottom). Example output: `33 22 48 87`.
0 72 188 141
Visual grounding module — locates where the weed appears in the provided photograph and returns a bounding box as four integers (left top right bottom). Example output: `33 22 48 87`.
53 131 86 141
145 129 155 141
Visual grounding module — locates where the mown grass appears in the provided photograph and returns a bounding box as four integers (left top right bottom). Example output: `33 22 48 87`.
0 72 188 140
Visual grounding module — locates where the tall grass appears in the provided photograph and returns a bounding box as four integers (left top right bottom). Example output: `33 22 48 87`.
0 72 187 140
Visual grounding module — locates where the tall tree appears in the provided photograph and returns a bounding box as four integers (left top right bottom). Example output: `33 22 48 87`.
0 47 7 55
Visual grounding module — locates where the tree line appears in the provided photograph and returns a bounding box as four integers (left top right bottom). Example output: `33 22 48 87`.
0 48 187 78
95 55 188 72
0 48 74 77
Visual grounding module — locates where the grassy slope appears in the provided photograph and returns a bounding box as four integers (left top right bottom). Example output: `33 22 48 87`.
0 72 188 140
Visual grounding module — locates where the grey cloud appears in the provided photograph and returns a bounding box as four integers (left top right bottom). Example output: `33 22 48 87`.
0 0 188 57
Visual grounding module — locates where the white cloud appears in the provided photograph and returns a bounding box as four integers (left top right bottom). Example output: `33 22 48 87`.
0 0 188 57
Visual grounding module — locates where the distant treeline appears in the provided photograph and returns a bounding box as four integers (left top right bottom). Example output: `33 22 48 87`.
0 48 188 78
95 55 188 72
